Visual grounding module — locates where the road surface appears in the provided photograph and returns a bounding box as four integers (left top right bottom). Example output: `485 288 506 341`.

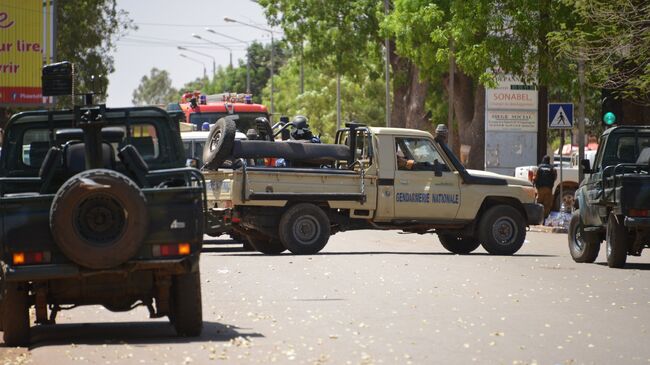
3 230 650 364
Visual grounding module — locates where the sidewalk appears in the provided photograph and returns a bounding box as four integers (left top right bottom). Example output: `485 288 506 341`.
529 224 567 234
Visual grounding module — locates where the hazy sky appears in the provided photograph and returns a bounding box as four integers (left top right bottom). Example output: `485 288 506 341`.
107 0 276 106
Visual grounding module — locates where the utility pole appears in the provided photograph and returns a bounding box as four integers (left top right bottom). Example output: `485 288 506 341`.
384 0 391 127
448 39 455 151
578 60 586 182
336 73 341 130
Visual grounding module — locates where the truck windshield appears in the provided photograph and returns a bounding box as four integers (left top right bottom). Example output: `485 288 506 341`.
602 133 650 167
189 113 266 132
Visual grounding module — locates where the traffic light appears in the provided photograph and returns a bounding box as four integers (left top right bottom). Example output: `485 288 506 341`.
601 89 623 126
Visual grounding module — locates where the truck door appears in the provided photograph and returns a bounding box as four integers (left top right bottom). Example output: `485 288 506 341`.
393 137 461 220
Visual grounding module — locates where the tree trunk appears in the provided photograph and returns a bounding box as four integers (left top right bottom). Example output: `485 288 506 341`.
388 43 429 130
450 71 485 170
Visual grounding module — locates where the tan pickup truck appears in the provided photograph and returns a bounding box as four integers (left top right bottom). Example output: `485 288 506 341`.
204 123 543 256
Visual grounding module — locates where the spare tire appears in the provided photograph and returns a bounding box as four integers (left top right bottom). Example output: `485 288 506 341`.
203 118 236 170
50 169 149 269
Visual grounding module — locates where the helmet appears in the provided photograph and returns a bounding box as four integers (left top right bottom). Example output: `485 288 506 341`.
291 115 312 140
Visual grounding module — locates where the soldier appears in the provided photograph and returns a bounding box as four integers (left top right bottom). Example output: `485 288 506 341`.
533 155 557 218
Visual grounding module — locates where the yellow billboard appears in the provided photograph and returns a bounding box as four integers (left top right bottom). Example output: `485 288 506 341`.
0 0 54 106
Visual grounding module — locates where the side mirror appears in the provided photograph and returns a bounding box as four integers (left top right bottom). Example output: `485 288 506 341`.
581 158 591 174
433 160 443 177
186 158 199 168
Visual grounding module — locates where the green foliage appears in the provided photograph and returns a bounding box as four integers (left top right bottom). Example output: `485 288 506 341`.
132 68 179 106
181 41 291 104
547 0 650 104
259 0 383 78
56 0 135 102
264 58 386 142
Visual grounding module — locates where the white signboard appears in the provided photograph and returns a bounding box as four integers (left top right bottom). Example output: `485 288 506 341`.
486 110 538 132
484 71 538 175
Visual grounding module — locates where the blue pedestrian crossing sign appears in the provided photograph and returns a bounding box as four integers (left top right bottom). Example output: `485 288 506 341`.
548 103 574 129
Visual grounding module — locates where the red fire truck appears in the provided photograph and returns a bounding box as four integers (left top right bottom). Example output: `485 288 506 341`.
168 92 270 132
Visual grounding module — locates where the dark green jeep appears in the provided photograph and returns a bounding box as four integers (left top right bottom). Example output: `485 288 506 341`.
0 103 206 346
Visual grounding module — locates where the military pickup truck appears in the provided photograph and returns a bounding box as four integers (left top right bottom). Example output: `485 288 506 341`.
569 126 650 268
204 122 543 256
0 92 206 345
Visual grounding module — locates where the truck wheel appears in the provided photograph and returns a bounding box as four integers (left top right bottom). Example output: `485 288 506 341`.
203 118 236 170
171 271 203 337
2 283 30 347
246 234 286 255
606 213 628 268
279 203 331 255
50 169 149 269
478 205 526 255
568 210 601 263
438 234 480 254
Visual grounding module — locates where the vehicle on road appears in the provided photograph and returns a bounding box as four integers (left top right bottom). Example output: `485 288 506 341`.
0 65 207 346
514 151 596 211
204 121 543 256
569 126 650 268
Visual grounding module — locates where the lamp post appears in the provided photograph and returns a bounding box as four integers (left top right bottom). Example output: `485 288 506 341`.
191 33 233 68
205 27 251 94
177 46 215 76
179 53 207 78
224 16 275 119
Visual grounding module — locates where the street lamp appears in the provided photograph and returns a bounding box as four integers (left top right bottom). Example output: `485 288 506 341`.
191 33 233 68
205 27 251 94
179 53 207 78
224 16 275 119
177 46 216 76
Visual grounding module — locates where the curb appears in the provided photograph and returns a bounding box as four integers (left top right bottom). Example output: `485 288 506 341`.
529 225 567 234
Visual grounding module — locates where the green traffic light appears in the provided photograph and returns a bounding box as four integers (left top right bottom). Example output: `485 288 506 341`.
603 111 616 125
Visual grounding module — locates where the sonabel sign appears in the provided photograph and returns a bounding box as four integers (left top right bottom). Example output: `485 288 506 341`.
0 1 55 106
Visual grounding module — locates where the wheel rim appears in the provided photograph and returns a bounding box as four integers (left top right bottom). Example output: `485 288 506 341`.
74 194 126 246
292 215 320 245
492 216 517 245
606 224 612 257
562 193 575 211
571 222 586 253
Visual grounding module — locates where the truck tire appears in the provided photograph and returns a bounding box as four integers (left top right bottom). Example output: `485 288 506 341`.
606 213 628 268
171 271 203 337
279 203 331 255
438 234 480 254
478 205 526 255
203 118 236 170
568 210 600 263
246 234 286 255
50 169 149 269
2 283 30 347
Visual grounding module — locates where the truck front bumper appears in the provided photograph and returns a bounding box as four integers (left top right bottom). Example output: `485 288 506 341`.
624 217 650 228
524 203 545 225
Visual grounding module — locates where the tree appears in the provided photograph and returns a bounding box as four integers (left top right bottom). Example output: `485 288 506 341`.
132 68 179 106
268 57 386 142
56 0 135 102
181 41 291 105
548 0 650 122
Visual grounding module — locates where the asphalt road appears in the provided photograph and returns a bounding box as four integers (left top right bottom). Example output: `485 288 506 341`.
3 230 650 365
